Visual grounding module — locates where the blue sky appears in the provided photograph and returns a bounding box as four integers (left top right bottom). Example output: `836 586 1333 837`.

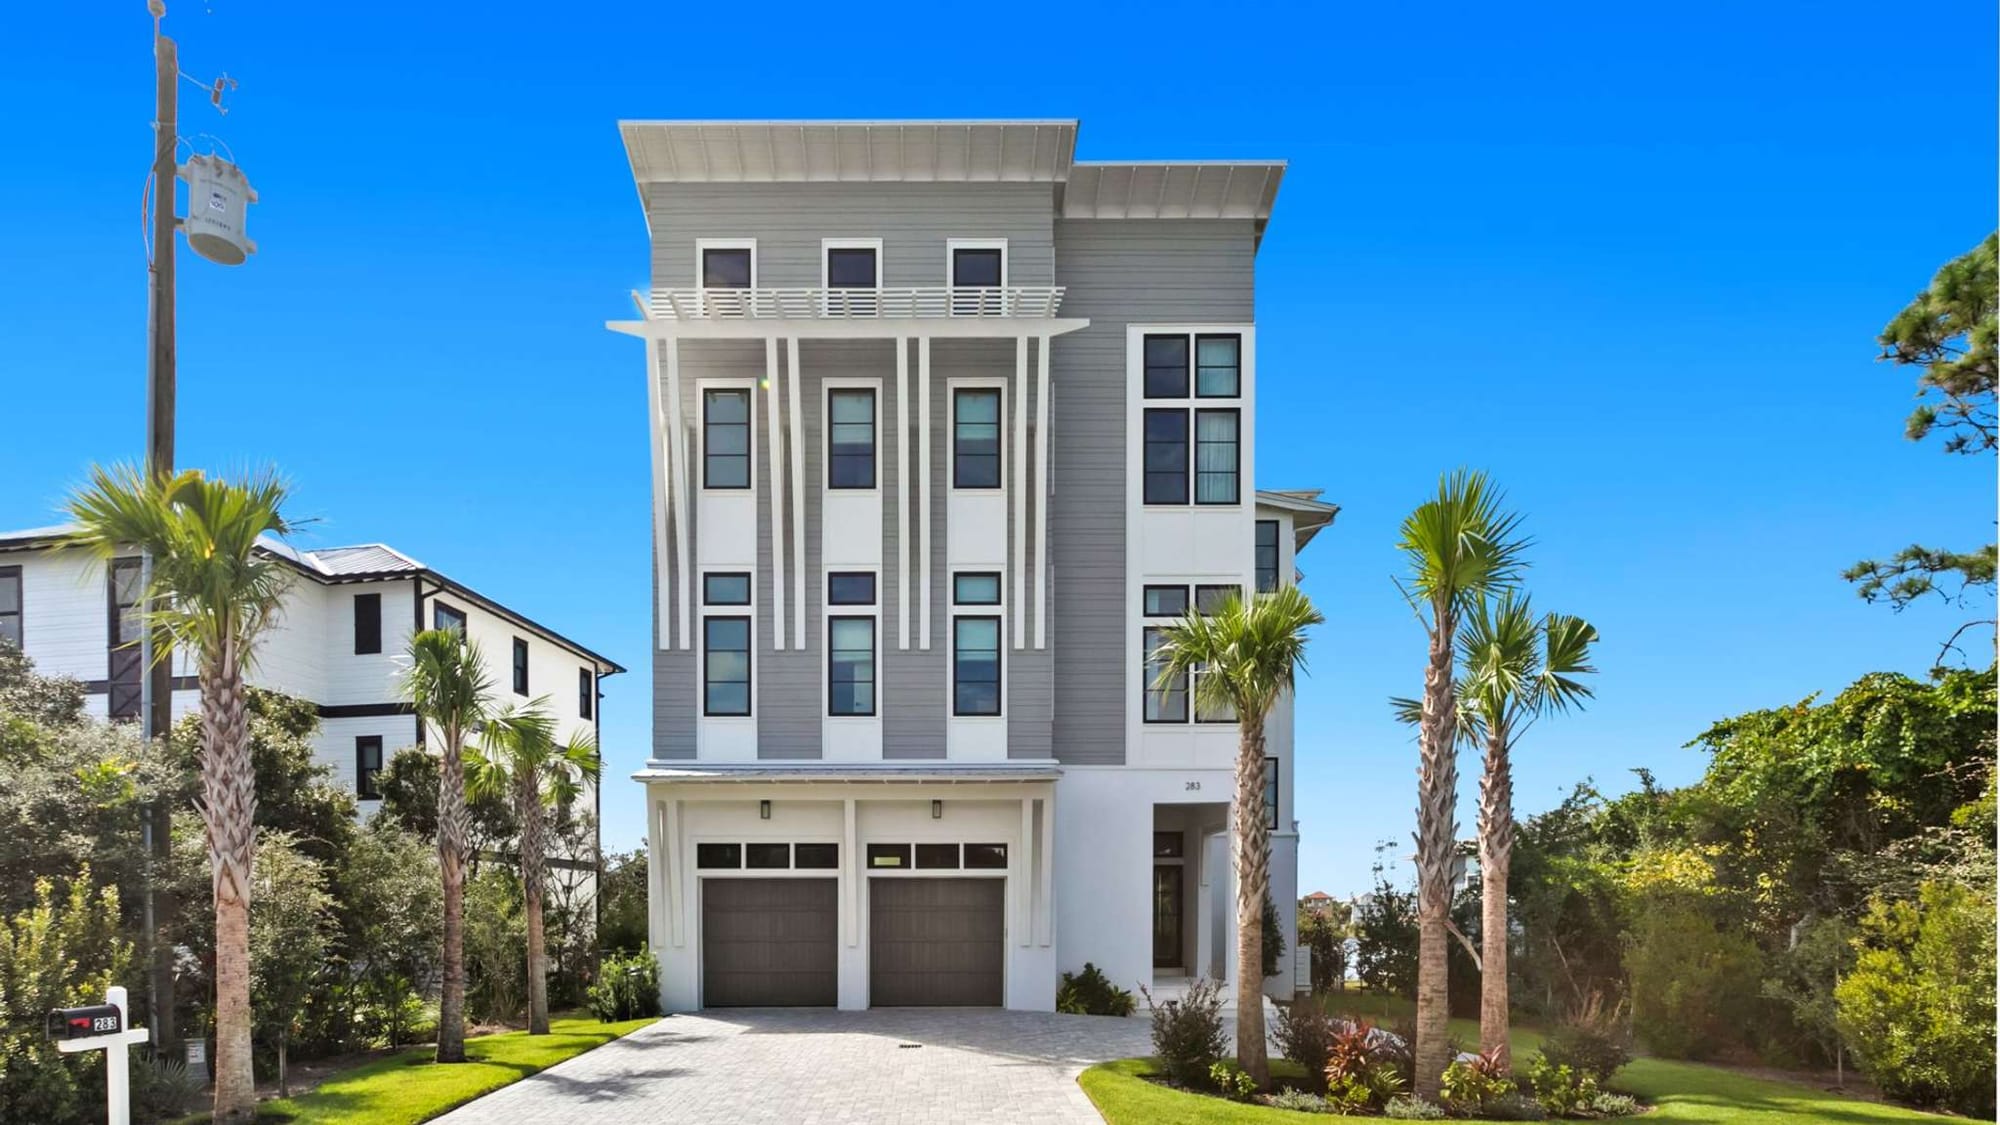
2 2 1991 896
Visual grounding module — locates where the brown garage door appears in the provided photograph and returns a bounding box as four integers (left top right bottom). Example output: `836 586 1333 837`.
702 878 837 1007
869 878 1004 1007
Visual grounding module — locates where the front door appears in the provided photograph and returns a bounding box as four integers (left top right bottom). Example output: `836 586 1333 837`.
1152 865 1183 968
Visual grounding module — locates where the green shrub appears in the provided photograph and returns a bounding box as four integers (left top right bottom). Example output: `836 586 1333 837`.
1382 1094 1446 1119
1523 1054 1600 1117
1140 977 1228 1088
1262 891 1286 978
1056 962 1136 1017
1485 1091 1549 1120
587 951 662 1023
1208 1059 1258 1100
1270 999 1336 1092
1266 1087 1333 1113
1439 1048 1513 1115
1836 881 1996 1118
1587 1091 1642 1117
1622 883 1762 1059
129 1052 200 1123
1538 1024 1629 1083
0 870 132 1125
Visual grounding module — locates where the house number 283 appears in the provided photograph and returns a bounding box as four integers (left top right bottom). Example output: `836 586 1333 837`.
1184 781 1201 792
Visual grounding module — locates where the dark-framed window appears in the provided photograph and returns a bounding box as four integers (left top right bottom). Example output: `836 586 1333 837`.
1142 626 1188 723
1195 334 1242 397
511 637 529 695
703 616 751 716
1143 585 1189 618
1193 661 1237 724
696 843 742 869
915 843 961 869
352 592 381 655
828 616 876 717
1143 334 1190 398
746 842 791 869
953 572 1001 606
579 667 594 719
704 572 752 606
952 387 1002 488
107 557 143 720
828 572 876 606
951 247 1003 287
866 843 911 869
1255 520 1282 593
703 388 752 489
953 616 1001 716
1143 409 1189 505
1153 831 1186 859
963 843 1008 869
0 565 22 650
1195 584 1240 615
702 247 753 288
795 842 839 869
1264 757 1280 830
355 736 384 801
433 602 467 636
826 247 878 288
1194 409 1240 504
827 388 877 488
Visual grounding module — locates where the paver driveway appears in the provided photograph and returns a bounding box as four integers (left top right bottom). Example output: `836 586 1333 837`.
430 1008 1154 1124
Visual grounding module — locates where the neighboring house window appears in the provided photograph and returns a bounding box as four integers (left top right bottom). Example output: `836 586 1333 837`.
953 388 1002 488
0 565 20 650
356 736 384 801
825 246 878 288
953 572 1001 606
578 667 594 719
1143 409 1189 504
1195 584 1239 615
828 617 875 716
1143 585 1189 617
703 572 752 606
703 389 752 489
1195 334 1241 397
1255 520 1281 592
702 246 753 288
353 592 381 655
511 637 529 695
433 602 467 636
1194 409 1240 504
1143 335 1190 398
1264 757 1279 830
703 616 751 716
827 388 876 488
107 557 143 720
951 246 1004 288
1142 625 1188 723
952 616 1001 716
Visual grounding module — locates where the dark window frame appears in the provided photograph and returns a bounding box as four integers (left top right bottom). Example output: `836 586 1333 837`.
1194 584 1240 615
915 843 961 870
1142 625 1189 724
1264 757 1280 830
0 564 22 651
579 667 594 719
702 388 753 490
433 601 467 636
702 615 752 717
703 572 753 606
1142 584 1190 618
826 246 879 288
827 572 877 606
963 843 1008 870
1143 334 1191 398
827 614 877 718
826 387 878 490
1153 831 1186 859
1255 520 1282 593
1194 333 1243 398
106 557 143 721
352 591 381 655
696 843 743 869
1143 408 1190 505
701 246 754 289
1193 408 1241 505
952 614 1002 717
866 842 911 869
951 386 1003 489
511 636 529 696
953 572 1002 606
951 246 1004 288
794 842 839 869
746 842 791 869
355 735 384 801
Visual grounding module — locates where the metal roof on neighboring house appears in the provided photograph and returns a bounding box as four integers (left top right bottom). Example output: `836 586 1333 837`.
1255 488 1340 553
300 544 424 576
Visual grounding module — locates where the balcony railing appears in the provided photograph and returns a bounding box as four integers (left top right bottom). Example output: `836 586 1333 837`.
649 285 1066 321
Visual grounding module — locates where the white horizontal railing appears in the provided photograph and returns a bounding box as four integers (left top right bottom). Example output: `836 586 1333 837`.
649 285 1066 321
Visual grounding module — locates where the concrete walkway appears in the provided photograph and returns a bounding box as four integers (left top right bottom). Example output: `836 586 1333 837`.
429 1008 1154 1124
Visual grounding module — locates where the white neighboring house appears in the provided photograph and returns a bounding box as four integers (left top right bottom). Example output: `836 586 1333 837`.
0 526 623 815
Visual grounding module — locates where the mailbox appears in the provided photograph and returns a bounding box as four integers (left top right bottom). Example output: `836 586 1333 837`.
48 1004 123 1041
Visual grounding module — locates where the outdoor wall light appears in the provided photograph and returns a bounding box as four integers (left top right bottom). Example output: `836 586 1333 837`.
759 800 771 820
931 799 943 819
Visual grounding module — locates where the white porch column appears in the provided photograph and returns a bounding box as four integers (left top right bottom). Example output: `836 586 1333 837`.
1033 333 1051 649
842 798 859 947
1011 336 1028 649
665 798 685 947
786 337 807 649
765 337 787 650
646 792 666 945
645 344 673 649
896 337 911 650
664 338 692 650
1017 797 1033 947
917 337 933 649
1037 792 1055 946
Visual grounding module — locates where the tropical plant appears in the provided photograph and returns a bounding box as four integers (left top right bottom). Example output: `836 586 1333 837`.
466 700 600 1034
1139 976 1229 1088
1392 468 1527 1098
1208 1059 1259 1099
399 627 492 1061
586 950 661 1023
1439 1048 1513 1116
64 464 295 1121
1152 585 1322 1084
1056 962 1136 1016
1523 1054 1600 1116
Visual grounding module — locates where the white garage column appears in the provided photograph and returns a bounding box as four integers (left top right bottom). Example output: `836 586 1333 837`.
838 797 866 1010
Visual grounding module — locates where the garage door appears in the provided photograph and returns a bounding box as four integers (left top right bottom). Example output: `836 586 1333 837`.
869 878 1004 1007
702 878 837 1007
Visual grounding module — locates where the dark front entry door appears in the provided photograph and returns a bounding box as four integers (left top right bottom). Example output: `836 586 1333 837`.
1153 865 1184 968
701 878 838 1007
869 878 1004 1006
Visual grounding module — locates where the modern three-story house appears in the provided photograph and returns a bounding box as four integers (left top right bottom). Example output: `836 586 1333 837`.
618 119 1335 1011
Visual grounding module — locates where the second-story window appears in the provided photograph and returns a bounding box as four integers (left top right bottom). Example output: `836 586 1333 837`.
1142 626 1188 723
107 557 143 721
1144 409 1189 505
356 736 384 801
1255 520 1281 592
703 388 751 489
511 636 529 695
578 667 594 719
703 616 751 716
953 388 1001 488
353 592 381 655
953 616 1001 716
0 565 23 650
827 571 876 717
827 388 876 489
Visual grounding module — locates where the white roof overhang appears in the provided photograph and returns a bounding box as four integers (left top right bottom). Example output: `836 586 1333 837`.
620 120 1079 185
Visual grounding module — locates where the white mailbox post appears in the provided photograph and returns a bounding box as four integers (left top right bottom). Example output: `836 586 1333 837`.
51 985 152 1125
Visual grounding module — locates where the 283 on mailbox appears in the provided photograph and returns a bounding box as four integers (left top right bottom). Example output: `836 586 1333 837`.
47 1004 123 1040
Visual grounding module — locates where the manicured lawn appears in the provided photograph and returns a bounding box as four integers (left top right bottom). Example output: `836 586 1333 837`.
205 1017 655 1125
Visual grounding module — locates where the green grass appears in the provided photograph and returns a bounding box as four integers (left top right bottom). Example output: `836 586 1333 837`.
224 1017 655 1125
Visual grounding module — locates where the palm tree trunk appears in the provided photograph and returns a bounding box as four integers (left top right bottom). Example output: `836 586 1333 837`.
436 725 470 1063
1413 606 1460 1101
521 775 550 1035
1478 727 1514 1067
201 649 257 1123
1233 716 1270 1086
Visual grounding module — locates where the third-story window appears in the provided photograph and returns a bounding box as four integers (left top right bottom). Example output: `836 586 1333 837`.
1256 520 1281 592
826 247 878 287
703 616 751 716
1195 334 1241 397
107 557 143 720
1194 409 1240 504
828 388 876 488
579 667 594 719
704 572 752 605
828 572 876 606
1144 335 1190 397
512 637 529 695
703 389 751 489
953 572 1001 605
952 247 1003 287
828 617 875 716
953 388 1001 488
1195 584 1239 615
1143 585 1189 617
953 616 1001 716
1142 626 1189 722
0 566 18 650
702 247 752 288
433 602 467 636
1143 409 1189 504
353 592 381 654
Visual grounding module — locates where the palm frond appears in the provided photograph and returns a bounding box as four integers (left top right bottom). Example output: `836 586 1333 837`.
1396 468 1531 615
1154 585 1323 723
401 629 493 742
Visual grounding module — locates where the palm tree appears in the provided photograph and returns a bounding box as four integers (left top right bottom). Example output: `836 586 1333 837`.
1394 469 1528 1100
401 627 492 1063
64 465 295 1123
1457 593 1596 1068
1154 584 1323 1086
467 700 600 1034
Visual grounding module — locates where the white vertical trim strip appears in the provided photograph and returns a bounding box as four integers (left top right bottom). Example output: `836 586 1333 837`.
1011 336 1028 649
787 337 807 650
1017 797 1033 946
1037 792 1055 946
764 338 786 650
917 337 933 650
646 793 665 944
645 342 672 649
1033 334 1051 649
895 338 911 650
842 797 858 947
665 798 684 947
664 338 692 650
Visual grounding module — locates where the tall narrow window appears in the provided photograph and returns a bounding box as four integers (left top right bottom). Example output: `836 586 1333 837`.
1193 663 1238 723
1144 335 1190 398
1194 409 1240 504
1143 409 1189 505
578 667 594 719
0 565 20 650
1195 334 1241 397
107 557 143 720
353 592 381 655
433 602 467 636
953 388 1001 488
828 388 876 489
702 247 753 288
511 637 529 695
1255 520 1281 592
953 616 1001 716
703 616 751 716
1142 626 1188 723
1264 757 1280 829
828 617 876 716
703 389 751 489
356 736 384 801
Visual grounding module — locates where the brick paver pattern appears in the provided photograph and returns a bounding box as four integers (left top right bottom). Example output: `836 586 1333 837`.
429 1008 1155 1124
